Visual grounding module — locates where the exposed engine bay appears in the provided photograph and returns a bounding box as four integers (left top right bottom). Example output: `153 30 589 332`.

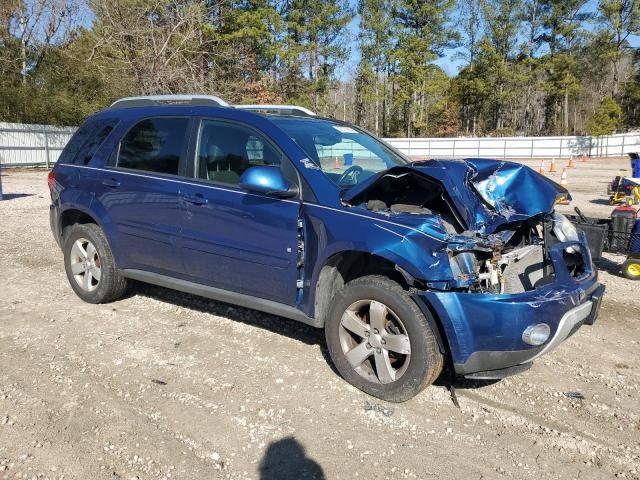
349 170 464 234
341 166 587 294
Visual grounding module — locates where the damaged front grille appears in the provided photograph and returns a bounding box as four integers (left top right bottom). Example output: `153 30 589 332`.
450 216 591 294
451 244 547 294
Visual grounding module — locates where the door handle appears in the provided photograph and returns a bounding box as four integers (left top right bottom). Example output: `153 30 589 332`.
182 194 208 205
102 178 120 188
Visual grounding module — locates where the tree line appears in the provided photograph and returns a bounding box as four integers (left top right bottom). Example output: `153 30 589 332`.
1 0 638 138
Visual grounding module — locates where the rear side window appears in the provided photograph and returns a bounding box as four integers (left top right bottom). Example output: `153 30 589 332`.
117 117 189 175
62 118 118 166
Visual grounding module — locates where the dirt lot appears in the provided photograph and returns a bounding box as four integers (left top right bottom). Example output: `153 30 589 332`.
0 159 639 480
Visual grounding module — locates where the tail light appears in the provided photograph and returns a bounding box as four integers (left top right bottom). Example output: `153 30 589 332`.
47 170 55 193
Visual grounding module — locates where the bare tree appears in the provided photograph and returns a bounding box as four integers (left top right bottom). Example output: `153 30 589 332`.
6 0 86 83
90 0 226 94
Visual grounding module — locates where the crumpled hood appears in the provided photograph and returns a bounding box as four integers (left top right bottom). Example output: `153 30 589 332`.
342 158 570 233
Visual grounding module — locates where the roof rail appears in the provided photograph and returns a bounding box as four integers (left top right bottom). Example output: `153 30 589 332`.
110 94 230 109
235 104 316 116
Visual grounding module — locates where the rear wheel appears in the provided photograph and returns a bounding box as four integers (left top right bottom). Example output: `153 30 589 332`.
63 223 128 303
622 258 640 280
325 276 443 402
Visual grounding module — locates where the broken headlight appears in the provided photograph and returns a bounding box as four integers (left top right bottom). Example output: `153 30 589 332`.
552 212 579 243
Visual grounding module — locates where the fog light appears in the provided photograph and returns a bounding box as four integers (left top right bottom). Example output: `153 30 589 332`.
522 323 551 346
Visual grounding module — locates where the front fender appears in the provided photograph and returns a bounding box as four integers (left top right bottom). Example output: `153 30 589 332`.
302 203 454 317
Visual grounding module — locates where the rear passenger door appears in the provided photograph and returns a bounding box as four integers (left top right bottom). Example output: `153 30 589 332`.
179 118 300 305
93 116 191 275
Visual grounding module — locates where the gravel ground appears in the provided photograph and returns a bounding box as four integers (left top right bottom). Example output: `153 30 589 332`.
0 163 639 480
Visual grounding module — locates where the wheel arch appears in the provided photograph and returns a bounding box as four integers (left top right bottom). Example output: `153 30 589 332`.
58 205 122 267
312 250 448 355
313 251 408 316
59 206 103 240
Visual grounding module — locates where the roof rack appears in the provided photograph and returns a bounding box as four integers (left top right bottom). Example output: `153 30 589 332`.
235 104 316 116
110 95 230 109
109 96 314 117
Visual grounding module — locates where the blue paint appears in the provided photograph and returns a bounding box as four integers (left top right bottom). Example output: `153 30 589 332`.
425 232 599 363
343 158 569 234
631 157 640 178
239 165 295 197
48 104 602 376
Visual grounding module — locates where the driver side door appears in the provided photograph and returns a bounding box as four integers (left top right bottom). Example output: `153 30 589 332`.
179 118 301 305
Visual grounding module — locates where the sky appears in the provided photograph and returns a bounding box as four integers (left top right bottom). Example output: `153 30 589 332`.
342 0 640 80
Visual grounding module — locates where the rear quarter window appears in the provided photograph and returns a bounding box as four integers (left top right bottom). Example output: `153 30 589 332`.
61 118 119 166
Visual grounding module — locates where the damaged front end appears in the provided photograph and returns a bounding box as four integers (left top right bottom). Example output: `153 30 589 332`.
341 159 582 294
340 158 604 377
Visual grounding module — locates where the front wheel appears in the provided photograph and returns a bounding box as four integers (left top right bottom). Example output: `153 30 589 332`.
325 276 443 402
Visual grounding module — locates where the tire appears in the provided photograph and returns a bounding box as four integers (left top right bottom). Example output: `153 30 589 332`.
62 223 128 303
325 275 443 402
622 258 640 280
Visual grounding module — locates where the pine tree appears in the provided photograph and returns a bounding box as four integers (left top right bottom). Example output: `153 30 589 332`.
596 0 640 97
355 0 393 134
391 0 456 136
284 0 352 113
539 0 589 134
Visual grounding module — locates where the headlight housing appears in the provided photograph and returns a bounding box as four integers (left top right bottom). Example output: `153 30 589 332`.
552 213 579 249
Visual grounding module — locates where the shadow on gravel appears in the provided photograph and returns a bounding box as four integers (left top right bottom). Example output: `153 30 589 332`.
589 198 611 206
434 372 500 391
133 282 326 347
594 257 623 276
128 282 515 389
0 193 34 200
134 282 344 377
259 437 325 480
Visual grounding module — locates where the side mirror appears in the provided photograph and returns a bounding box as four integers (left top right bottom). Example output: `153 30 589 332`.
239 166 298 198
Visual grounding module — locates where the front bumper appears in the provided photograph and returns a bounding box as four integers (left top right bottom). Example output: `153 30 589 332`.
417 234 605 377
452 286 603 376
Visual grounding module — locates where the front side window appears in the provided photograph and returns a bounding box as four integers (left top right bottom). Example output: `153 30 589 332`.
196 120 282 185
117 117 189 175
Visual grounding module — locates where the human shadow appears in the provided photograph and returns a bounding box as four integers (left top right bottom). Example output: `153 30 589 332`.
259 437 325 480
589 198 611 206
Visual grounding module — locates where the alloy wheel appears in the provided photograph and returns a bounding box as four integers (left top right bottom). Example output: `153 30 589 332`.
69 237 102 292
338 299 411 384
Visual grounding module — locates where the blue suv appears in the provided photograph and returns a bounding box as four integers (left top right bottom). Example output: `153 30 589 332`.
49 95 604 402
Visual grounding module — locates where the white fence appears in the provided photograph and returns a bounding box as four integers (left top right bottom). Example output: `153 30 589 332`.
1 121 639 167
0 122 76 167
385 133 640 160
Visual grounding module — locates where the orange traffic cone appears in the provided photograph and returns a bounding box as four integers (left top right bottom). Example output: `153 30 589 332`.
550 157 557 173
557 169 570 204
560 168 568 187
334 156 340 169
538 159 546 175
567 156 575 168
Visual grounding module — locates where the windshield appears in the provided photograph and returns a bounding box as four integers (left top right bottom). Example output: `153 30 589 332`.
270 117 408 188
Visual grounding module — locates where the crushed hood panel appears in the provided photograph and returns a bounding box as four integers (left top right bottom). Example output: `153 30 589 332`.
342 158 569 234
